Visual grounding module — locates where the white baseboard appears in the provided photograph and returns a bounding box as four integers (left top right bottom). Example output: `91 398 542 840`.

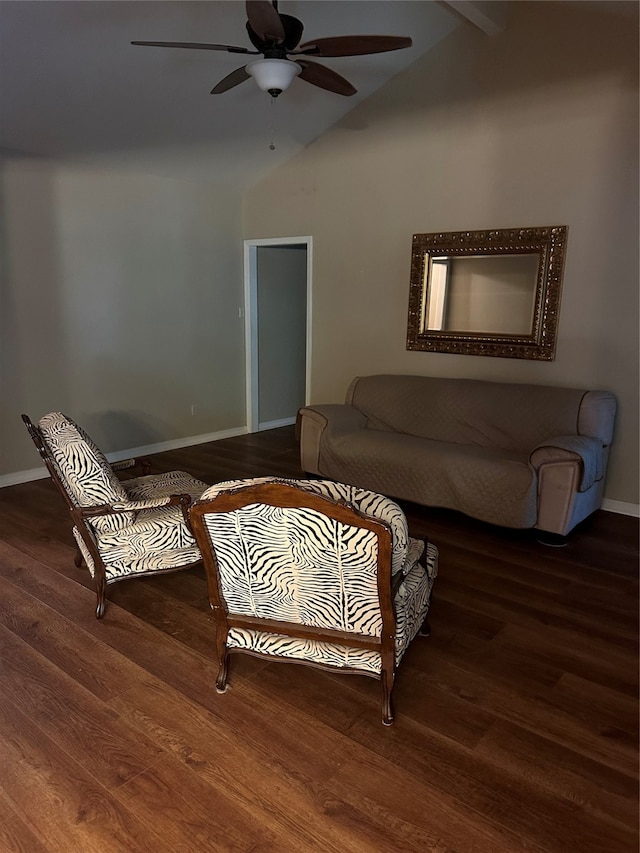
258 417 296 431
601 498 640 518
107 425 248 463
1 467 51 488
0 425 248 489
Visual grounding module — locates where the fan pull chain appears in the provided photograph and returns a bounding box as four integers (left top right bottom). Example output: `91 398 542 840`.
269 96 276 150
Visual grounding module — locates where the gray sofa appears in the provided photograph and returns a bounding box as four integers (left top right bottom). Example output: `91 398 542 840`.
297 374 617 537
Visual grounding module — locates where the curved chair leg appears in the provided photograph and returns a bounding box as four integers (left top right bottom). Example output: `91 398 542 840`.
95 577 107 619
418 618 432 637
381 669 395 726
215 649 230 694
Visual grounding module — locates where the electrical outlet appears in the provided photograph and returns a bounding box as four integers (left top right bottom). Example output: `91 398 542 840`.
190 404 197 416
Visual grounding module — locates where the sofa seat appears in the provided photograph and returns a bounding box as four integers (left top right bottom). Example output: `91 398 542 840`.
320 429 538 529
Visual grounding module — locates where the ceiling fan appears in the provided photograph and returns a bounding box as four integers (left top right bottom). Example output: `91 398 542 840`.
132 0 412 98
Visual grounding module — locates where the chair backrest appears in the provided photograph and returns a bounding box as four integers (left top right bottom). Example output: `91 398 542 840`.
190 480 396 648
23 412 133 533
198 476 411 577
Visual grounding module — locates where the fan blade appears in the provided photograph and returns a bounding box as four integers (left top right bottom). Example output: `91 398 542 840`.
210 65 251 94
131 41 256 54
245 1 285 43
295 35 412 57
280 13 304 51
297 60 356 96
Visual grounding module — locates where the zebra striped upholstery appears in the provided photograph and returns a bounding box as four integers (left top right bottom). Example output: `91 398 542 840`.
190 478 438 725
39 412 135 533
72 470 207 580
29 412 208 618
200 476 417 577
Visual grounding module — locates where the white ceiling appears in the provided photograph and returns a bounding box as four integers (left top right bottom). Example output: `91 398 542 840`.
0 0 466 188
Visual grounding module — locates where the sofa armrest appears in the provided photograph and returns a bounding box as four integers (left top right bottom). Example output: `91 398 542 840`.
300 404 368 433
529 434 605 492
297 405 367 475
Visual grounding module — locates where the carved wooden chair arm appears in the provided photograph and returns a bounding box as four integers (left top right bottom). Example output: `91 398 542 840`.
77 492 193 519
112 457 152 476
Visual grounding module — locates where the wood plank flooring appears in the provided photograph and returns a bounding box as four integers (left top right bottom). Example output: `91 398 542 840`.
0 425 637 852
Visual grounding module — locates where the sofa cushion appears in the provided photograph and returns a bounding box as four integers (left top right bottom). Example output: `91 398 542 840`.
346 375 588 453
319 429 538 529
577 391 617 445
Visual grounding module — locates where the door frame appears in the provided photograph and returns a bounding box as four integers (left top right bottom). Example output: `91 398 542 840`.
243 236 313 433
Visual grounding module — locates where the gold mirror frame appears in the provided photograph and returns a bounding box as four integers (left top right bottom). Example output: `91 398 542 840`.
406 225 568 360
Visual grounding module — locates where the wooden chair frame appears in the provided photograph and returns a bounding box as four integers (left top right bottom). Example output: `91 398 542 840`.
22 414 200 619
190 481 423 725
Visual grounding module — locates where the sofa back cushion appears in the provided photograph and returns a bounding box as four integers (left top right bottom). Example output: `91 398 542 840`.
577 391 617 445
346 375 605 453
38 412 134 533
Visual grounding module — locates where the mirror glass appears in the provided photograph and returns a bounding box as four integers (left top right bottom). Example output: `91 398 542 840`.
407 226 568 360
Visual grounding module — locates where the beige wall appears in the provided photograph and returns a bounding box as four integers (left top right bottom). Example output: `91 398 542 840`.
244 2 639 506
1 158 246 476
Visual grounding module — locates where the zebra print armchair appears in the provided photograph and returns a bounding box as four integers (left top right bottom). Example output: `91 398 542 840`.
22 412 208 618
189 477 438 725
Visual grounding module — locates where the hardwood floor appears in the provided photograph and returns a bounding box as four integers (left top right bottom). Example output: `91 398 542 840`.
0 425 637 852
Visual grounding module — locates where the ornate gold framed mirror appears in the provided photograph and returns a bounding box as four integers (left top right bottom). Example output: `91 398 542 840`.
406 225 568 360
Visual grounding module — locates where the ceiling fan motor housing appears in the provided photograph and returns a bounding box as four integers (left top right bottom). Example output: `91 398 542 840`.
245 12 304 53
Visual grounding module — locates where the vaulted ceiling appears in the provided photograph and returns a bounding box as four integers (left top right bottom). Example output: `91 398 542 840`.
0 1 475 187
3 1 630 189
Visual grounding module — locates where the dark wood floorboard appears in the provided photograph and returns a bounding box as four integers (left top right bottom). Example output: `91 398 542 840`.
0 425 637 852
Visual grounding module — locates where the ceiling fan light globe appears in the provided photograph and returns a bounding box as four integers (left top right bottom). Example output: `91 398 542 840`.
247 58 301 95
